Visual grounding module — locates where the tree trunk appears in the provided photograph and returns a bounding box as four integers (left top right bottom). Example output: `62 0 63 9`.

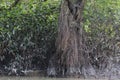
48 0 95 77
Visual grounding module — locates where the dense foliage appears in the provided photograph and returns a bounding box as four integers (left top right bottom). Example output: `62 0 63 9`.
0 0 120 77
83 0 120 77
0 0 60 75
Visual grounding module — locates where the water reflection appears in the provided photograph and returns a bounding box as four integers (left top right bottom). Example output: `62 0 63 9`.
0 77 109 80
0 77 44 80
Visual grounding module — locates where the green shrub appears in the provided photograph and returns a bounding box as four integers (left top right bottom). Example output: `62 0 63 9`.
0 0 60 75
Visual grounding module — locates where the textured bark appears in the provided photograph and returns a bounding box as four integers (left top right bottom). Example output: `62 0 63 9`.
47 0 94 77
